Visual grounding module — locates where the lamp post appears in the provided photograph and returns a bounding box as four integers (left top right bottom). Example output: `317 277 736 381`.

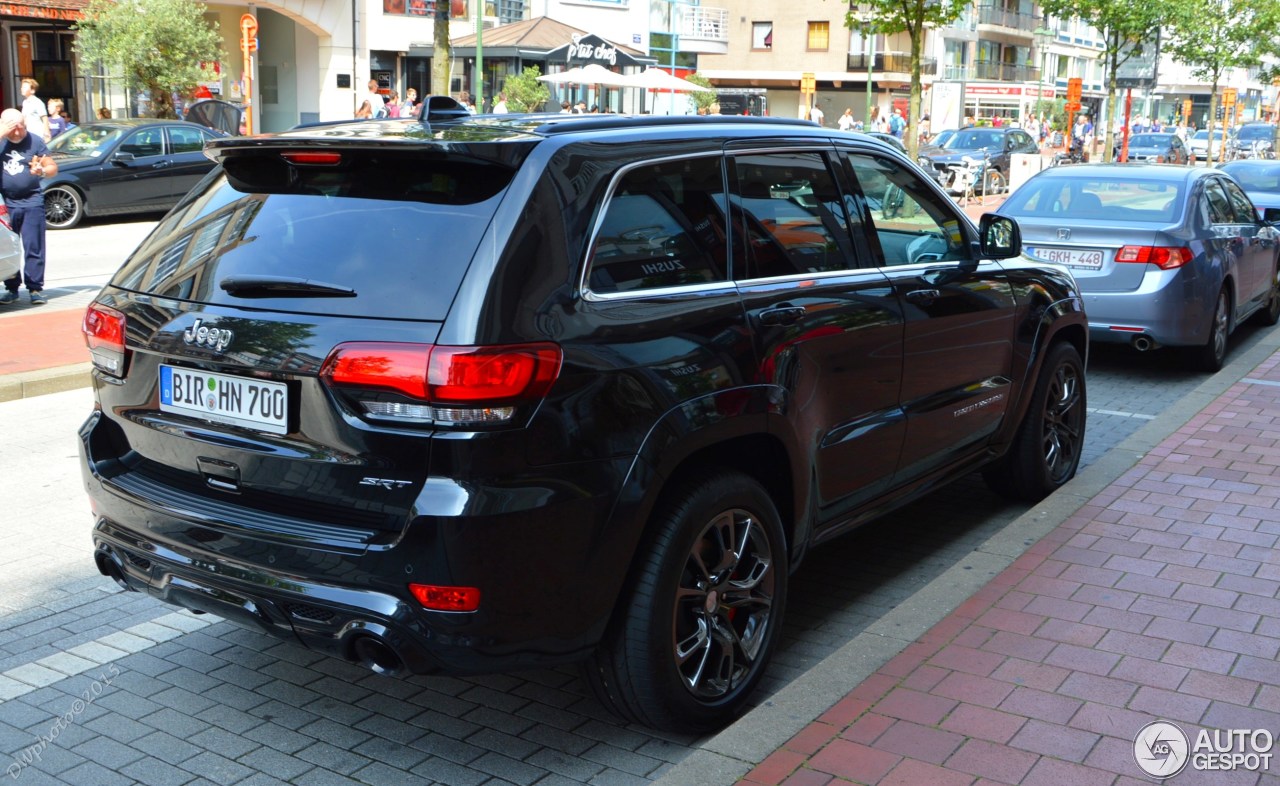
855 2 875 126
1032 25 1054 132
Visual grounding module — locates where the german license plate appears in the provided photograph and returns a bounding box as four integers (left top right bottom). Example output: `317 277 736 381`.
1026 246 1105 270
159 365 289 435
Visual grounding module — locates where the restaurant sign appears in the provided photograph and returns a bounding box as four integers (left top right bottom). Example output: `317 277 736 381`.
0 3 82 20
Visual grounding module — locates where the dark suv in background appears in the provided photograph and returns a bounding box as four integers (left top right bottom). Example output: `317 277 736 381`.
918 125 1041 191
80 114 1087 732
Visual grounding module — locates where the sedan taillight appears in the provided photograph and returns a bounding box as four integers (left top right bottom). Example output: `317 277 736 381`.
1115 245 1194 270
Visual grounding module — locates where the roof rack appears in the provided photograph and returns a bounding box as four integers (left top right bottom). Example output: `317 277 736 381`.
526 114 817 135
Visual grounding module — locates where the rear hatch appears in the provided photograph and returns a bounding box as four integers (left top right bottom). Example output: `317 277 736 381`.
85 123 537 549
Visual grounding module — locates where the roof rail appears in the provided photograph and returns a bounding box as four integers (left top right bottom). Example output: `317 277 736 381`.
525 114 817 135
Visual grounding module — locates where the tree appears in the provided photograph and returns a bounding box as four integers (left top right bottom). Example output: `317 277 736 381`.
432 1 452 98
1038 0 1181 162
1166 0 1280 157
844 0 967 158
685 73 719 114
503 66 550 112
74 0 222 119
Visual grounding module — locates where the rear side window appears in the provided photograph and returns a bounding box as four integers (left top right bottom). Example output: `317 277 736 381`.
586 155 730 294
168 126 211 154
110 151 518 320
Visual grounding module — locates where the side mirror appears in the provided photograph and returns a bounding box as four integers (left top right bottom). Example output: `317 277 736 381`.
111 152 135 166
979 213 1021 259
1265 207 1280 224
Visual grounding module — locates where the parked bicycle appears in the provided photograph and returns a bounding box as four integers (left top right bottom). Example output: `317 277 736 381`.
944 148 1005 206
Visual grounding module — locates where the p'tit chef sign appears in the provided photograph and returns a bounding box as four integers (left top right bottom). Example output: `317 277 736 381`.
566 34 618 66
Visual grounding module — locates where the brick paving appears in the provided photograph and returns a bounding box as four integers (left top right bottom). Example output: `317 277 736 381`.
739 351 1280 785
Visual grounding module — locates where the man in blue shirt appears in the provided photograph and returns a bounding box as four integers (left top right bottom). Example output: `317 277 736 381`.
0 108 57 305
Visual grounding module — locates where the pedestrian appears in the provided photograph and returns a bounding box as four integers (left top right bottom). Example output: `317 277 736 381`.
809 103 825 126
837 107 854 132
559 100 572 113
458 91 475 114
19 78 49 142
575 101 587 114
402 87 418 117
385 91 401 118
96 107 111 120
889 108 905 138
492 92 509 113
0 108 57 306
355 79 385 119
46 99 71 138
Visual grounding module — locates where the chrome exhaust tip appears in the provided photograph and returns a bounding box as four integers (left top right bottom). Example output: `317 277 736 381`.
1132 335 1158 352
350 634 406 677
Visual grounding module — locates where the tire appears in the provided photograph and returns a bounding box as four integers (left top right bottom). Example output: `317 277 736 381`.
982 169 1006 197
1251 267 1280 327
983 342 1086 502
44 186 83 230
583 470 788 733
1192 287 1230 372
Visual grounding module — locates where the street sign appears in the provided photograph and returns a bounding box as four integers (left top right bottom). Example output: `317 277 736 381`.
800 72 816 94
240 14 258 52
1223 87 1237 106
1182 98 1192 120
1064 101 1081 113
1115 31 1159 89
1066 77 1082 105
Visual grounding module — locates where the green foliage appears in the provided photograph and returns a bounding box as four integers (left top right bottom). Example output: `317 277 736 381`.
1166 0 1280 139
503 66 551 112
685 73 717 113
845 0 968 157
75 0 222 118
1038 0 1182 161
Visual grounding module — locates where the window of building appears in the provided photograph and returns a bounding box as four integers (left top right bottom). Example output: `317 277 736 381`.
807 21 829 51
752 22 773 50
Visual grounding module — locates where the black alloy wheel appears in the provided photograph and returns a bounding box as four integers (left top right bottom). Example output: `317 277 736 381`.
583 471 787 733
983 342 1086 501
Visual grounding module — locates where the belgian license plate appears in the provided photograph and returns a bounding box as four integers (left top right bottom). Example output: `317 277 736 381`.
159 365 289 435
1026 246 1105 270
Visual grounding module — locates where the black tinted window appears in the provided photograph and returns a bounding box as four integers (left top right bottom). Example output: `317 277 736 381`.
109 152 517 319
587 156 730 294
730 151 857 278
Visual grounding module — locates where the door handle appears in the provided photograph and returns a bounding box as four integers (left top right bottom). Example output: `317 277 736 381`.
152 160 171 169
905 288 941 305
757 306 806 326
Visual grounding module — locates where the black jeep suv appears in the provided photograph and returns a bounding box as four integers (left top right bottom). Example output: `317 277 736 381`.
80 113 1087 732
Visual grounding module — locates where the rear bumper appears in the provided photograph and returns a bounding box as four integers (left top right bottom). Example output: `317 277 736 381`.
1082 270 1208 347
79 410 639 676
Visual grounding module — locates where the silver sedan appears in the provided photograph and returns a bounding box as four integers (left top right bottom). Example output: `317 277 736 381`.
998 164 1280 370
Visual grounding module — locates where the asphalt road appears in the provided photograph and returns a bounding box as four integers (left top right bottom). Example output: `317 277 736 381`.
0 217 1273 785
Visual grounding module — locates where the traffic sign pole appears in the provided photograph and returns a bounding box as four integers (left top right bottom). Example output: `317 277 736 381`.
240 14 257 134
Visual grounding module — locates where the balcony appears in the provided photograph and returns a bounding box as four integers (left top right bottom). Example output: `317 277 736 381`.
975 4 1038 34
846 52 938 76
969 62 1041 82
675 6 728 55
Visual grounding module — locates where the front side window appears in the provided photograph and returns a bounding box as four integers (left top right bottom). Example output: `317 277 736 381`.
845 153 969 267
586 156 730 294
807 21 830 50
752 22 773 50
119 128 164 157
730 151 857 279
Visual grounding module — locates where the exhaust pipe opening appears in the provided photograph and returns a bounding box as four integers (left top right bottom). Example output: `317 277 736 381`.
94 548 131 592
1132 335 1158 352
351 634 405 677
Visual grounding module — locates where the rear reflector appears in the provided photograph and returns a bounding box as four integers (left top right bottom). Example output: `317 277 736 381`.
321 341 562 426
1115 245 1193 270
409 583 480 612
82 303 128 376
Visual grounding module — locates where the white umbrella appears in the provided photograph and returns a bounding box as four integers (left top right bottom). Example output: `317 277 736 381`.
626 67 714 93
537 64 633 89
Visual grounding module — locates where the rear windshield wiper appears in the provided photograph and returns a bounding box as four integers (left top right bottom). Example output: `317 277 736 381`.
219 275 356 298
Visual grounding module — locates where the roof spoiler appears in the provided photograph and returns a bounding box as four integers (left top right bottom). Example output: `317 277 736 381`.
416 96 471 123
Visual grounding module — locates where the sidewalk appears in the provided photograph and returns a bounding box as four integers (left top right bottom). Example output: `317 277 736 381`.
657 334 1280 785
0 287 93 401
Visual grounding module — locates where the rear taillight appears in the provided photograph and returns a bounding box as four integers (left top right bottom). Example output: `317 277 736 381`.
321 341 562 427
82 303 128 376
0 204 11 231
1115 245 1193 270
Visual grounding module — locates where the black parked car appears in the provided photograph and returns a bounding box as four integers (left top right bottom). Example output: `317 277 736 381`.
43 119 228 229
80 114 1088 732
917 125 1040 191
